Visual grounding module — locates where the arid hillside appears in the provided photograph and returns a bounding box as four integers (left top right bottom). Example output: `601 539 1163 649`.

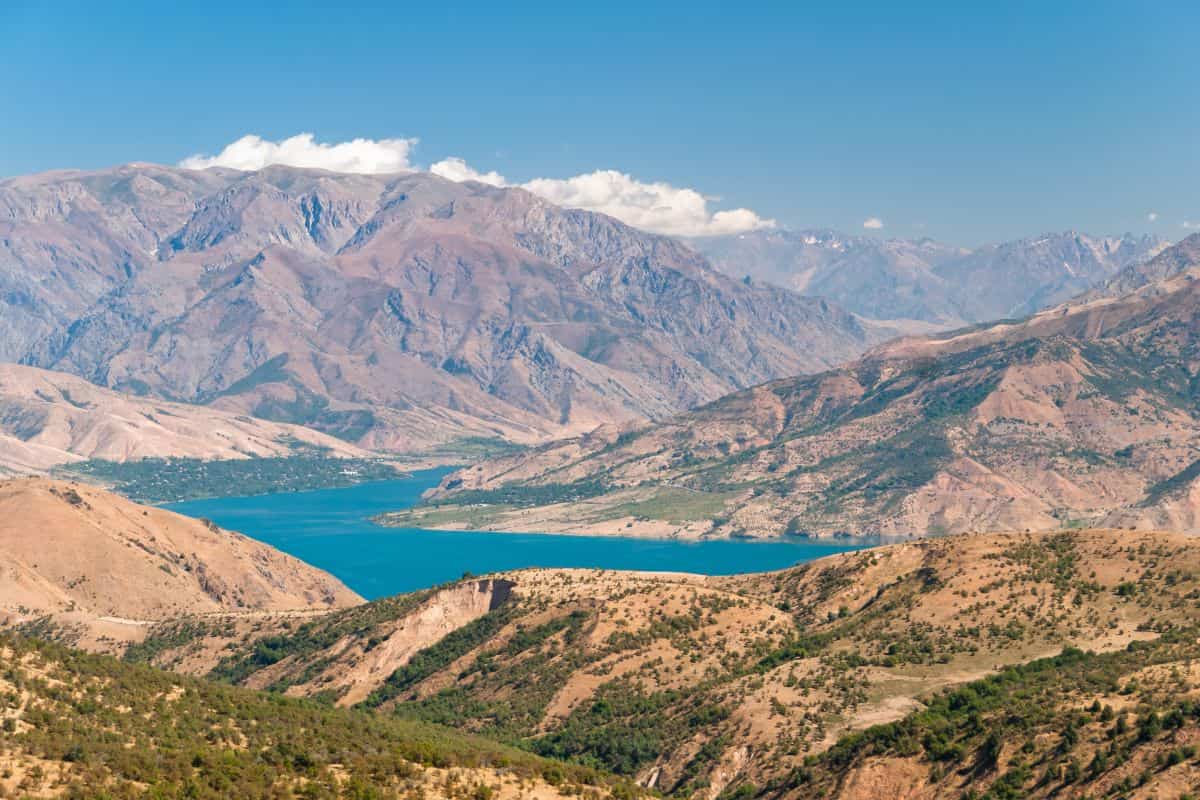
1 164 886 453
398 233 1200 540
0 362 371 474
0 478 361 650
108 528 1200 799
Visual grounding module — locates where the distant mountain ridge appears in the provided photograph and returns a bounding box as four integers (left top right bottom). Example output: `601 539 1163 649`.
695 228 1167 325
0 164 886 452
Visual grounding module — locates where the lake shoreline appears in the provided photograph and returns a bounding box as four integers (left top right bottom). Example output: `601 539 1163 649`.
374 511 890 546
164 473 874 598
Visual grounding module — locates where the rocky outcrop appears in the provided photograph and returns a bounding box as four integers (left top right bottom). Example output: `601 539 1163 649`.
243 578 514 706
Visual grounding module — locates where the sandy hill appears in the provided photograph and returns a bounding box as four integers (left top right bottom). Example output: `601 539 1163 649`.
114 527 1200 799
0 478 361 650
0 361 371 474
398 232 1200 540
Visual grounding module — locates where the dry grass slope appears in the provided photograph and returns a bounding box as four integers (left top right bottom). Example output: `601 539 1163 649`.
0 362 370 473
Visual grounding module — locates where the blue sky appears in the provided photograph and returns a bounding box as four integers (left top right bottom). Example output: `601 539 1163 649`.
2 0 1197 245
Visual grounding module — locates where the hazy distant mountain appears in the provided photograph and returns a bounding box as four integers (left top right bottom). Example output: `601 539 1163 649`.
1079 231 1200 300
936 231 1168 320
695 229 969 323
694 228 1167 325
416 233 1200 539
0 165 885 452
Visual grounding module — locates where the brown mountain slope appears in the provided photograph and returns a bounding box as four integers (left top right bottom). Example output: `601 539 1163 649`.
124 528 1200 798
0 478 361 650
2 164 883 452
400 233 1200 539
0 362 370 473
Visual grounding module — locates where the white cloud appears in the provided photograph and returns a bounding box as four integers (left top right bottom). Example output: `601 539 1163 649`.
180 133 418 174
180 135 774 237
521 170 775 237
1184 221 1200 230
429 157 507 187
430 159 774 236
862 217 884 230
1147 211 1159 222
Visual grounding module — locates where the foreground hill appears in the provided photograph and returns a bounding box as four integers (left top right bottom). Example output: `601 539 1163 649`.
696 228 1165 326
402 233 1200 539
118 528 1200 798
1 164 883 452
0 478 361 650
0 362 370 474
0 634 635 799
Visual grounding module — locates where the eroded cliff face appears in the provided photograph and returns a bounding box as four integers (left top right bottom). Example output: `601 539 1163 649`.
1 164 881 452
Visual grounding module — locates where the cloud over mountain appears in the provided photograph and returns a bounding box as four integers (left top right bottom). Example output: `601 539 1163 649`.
181 134 773 237
180 133 418 174
521 169 775 237
429 156 506 186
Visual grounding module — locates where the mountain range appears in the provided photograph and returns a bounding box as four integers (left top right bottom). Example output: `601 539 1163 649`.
1 163 1178 465
0 164 889 455
695 228 1167 325
406 232 1200 539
